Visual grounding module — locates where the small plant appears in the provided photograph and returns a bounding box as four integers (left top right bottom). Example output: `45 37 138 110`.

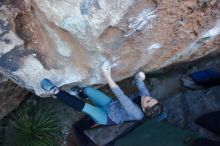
4 104 60 146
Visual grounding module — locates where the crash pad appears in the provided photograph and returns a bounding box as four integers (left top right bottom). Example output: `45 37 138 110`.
115 120 197 146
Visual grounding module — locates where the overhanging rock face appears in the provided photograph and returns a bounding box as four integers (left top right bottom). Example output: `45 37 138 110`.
0 0 220 96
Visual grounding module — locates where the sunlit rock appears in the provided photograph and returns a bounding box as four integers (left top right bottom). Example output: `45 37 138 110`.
0 0 219 96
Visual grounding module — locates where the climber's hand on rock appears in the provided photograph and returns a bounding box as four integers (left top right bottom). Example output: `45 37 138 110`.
102 61 111 79
102 61 118 88
136 71 145 81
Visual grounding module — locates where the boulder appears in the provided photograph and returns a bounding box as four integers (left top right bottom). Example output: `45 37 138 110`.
0 74 29 119
162 85 220 141
0 0 220 96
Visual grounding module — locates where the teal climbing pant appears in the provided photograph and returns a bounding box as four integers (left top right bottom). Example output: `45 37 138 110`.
82 87 113 124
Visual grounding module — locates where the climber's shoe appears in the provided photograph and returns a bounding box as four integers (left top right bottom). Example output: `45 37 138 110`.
40 78 60 94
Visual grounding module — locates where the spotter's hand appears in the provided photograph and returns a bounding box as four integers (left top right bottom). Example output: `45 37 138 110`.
102 61 111 78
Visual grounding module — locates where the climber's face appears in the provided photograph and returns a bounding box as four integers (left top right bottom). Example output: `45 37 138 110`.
141 96 163 118
141 96 158 109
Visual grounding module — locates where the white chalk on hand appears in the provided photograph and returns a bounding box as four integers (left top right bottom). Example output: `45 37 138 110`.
102 61 110 70
138 72 145 79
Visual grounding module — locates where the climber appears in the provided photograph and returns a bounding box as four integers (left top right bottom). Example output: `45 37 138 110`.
40 61 165 125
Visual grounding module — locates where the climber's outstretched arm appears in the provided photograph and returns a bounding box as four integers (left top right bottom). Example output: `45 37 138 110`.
101 62 143 120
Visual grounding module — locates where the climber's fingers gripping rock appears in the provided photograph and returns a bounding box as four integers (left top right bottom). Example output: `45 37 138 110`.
136 71 146 81
102 61 112 79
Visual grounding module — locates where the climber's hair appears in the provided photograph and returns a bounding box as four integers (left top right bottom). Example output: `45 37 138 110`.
143 103 163 119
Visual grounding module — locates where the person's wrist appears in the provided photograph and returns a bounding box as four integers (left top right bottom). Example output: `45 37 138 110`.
135 74 144 81
135 74 141 80
139 77 144 81
105 75 112 81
